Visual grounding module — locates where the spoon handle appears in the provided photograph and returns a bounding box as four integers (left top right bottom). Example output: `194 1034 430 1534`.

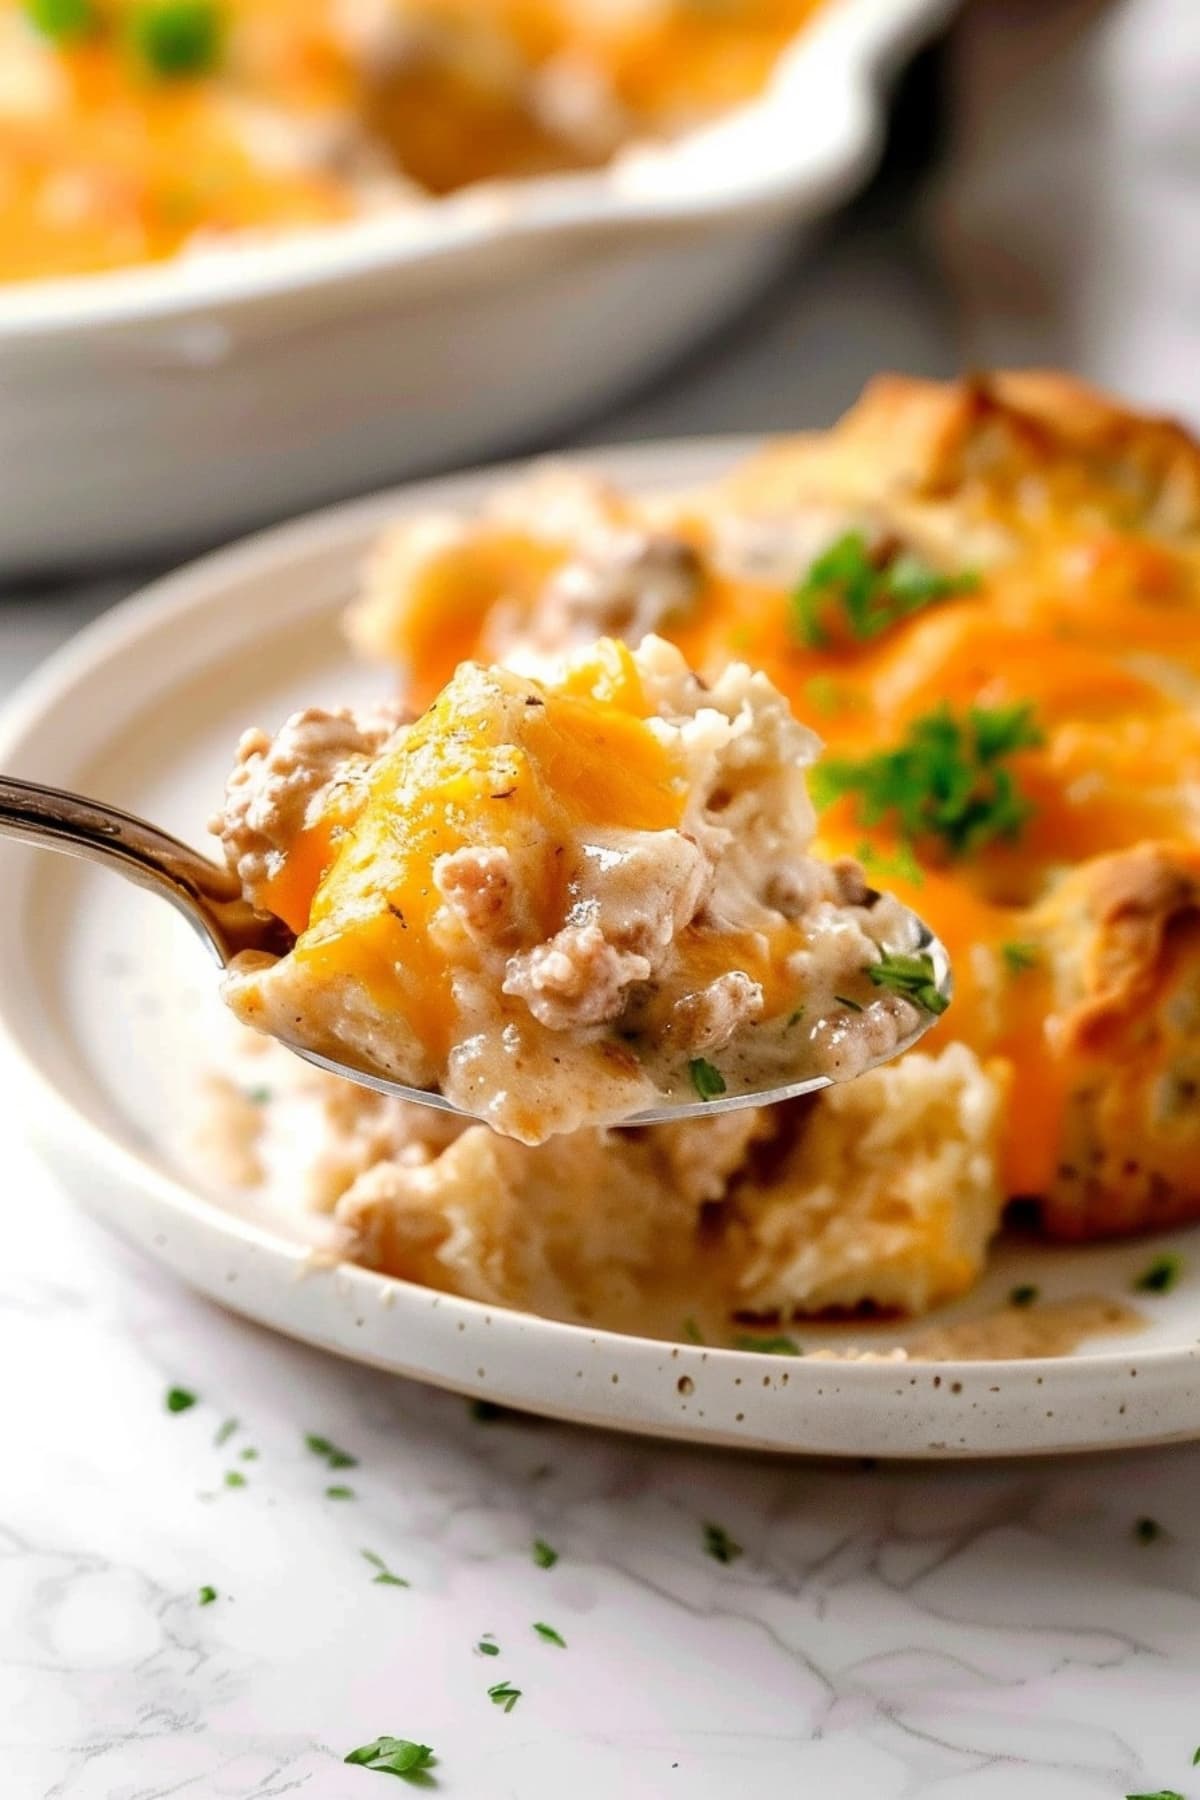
0 774 283 965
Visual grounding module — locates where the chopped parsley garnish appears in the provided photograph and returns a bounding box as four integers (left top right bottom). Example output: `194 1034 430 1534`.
785 1007 805 1030
1126 1791 1185 1799
22 0 96 40
1000 941 1039 974
470 1399 507 1423
1008 1284 1039 1308
224 1470 246 1490
1194 1749 1200 1765
533 1622 566 1648
361 1550 409 1589
165 1386 197 1414
213 1416 238 1447
1134 1516 1161 1545
487 1680 522 1714
532 1538 559 1570
305 1432 358 1470
855 838 925 889
477 1635 500 1656
702 1522 743 1565
688 1057 726 1101
239 1447 258 1462
326 1484 356 1501
197 1584 217 1605
126 0 223 77
811 702 1044 857
790 531 975 648
834 994 863 1012
866 949 949 1015
682 1316 705 1344
733 1333 801 1356
1135 1254 1182 1294
344 1736 435 1778
244 1085 272 1105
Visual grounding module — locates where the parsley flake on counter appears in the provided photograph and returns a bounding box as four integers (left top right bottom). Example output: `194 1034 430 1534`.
1008 1284 1039 1308
224 1470 246 1490
326 1484 356 1501
1134 1516 1162 1545
866 949 949 1016
533 1622 566 1647
23 0 96 40
733 1333 801 1356
1135 1254 1182 1294
702 1522 743 1565
197 1584 217 1606
344 1736 435 1777
811 702 1043 857
487 1680 522 1714
305 1432 358 1470
165 1386 197 1414
213 1416 238 1447
361 1550 409 1589
532 1538 559 1570
1000 941 1039 974
477 1635 500 1656
688 1057 726 1101
790 531 976 649
127 0 223 77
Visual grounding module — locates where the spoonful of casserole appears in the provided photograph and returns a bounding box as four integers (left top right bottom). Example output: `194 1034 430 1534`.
0 637 950 1144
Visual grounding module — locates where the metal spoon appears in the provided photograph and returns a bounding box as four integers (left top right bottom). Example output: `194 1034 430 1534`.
0 773 952 1125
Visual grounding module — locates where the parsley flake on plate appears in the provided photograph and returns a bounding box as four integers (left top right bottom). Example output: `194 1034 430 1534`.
487 1680 522 1714
213 1416 238 1447
23 0 96 40
305 1432 358 1470
126 0 223 77
811 701 1043 858
326 1484 356 1501
790 532 976 649
865 949 948 1015
532 1538 559 1569
1135 1254 1182 1294
688 1057 726 1101
361 1550 409 1589
533 1622 566 1647
477 1635 500 1656
224 1470 246 1490
733 1333 801 1356
1125 1791 1185 1800
197 1584 217 1606
702 1521 743 1565
165 1386 197 1414
344 1736 435 1778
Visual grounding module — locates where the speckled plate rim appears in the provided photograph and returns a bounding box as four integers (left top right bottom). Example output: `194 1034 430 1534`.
0 439 1198 1460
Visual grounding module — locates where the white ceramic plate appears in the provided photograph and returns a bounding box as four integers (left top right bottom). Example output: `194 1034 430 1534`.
0 0 956 571
2 439 1198 1459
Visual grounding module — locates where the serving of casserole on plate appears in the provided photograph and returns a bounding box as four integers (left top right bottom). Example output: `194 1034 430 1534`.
0 0 957 568
2 371 1198 1457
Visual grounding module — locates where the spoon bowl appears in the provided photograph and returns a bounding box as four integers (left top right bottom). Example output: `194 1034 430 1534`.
0 773 952 1126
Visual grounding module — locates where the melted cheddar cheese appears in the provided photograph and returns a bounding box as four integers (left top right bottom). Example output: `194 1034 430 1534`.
355 374 1200 1233
0 0 824 282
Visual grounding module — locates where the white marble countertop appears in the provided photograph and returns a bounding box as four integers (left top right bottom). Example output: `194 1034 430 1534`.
7 4 1200 1793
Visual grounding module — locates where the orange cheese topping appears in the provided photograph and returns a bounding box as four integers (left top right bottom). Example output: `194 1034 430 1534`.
0 0 824 283
379 449 1200 1195
277 642 685 1061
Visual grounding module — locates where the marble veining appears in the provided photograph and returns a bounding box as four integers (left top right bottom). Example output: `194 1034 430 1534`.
4 1118 1200 1800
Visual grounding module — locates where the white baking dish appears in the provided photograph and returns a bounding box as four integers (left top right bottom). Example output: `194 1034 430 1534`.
0 0 955 573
